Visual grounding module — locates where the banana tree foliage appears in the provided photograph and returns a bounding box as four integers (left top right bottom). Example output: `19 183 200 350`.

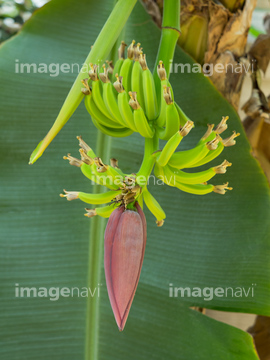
1 0 270 359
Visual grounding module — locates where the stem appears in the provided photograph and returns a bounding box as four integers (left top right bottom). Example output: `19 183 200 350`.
85 5 123 352
84 132 112 360
30 0 137 164
137 133 159 186
137 1 181 188
153 0 181 89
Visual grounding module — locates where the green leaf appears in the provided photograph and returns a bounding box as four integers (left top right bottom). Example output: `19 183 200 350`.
0 0 269 359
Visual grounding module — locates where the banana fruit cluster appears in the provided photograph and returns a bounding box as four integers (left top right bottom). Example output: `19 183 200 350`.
60 136 144 218
154 119 239 198
60 118 239 226
81 40 192 139
60 135 167 226
60 40 240 226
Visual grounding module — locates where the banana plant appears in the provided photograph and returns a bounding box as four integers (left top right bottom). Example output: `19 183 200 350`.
30 0 239 330
0 0 270 359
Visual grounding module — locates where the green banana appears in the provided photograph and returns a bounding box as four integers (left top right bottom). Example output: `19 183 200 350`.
168 142 211 169
154 162 214 194
164 159 231 185
131 43 145 110
190 131 240 168
118 91 137 131
156 88 167 127
93 157 125 187
175 183 214 195
175 102 193 127
157 131 183 167
99 64 128 127
112 41 127 80
143 188 166 225
119 40 135 93
140 53 158 120
196 116 230 147
157 123 194 167
85 203 120 218
175 182 214 195
81 162 117 190
91 163 120 190
91 115 133 138
156 61 170 127
168 131 220 169
89 64 116 122
79 150 120 190
113 59 124 82
154 163 232 195
63 152 118 190
189 142 224 168
129 91 154 138
113 75 137 131
175 180 231 195
157 87 182 140
84 89 125 129
64 136 125 190
60 189 122 204
103 81 127 126
80 162 97 182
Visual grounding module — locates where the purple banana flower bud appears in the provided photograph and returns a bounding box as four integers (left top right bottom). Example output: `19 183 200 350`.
104 202 147 331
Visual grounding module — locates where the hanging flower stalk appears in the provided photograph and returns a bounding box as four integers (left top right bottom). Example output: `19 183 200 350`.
58 39 239 330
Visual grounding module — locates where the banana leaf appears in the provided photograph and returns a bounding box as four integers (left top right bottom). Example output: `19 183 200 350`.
0 0 269 359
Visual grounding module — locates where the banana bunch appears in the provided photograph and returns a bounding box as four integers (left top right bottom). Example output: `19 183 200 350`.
60 136 142 218
81 40 192 140
153 117 239 196
60 136 168 226
66 39 240 226
60 118 239 226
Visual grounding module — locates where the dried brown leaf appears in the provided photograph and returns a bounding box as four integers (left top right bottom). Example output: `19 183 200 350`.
217 0 257 57
142 0 162 27
243 116 265 149
204 2 229 64
209 51 247 108
259 120 270 162
249 34 270 73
